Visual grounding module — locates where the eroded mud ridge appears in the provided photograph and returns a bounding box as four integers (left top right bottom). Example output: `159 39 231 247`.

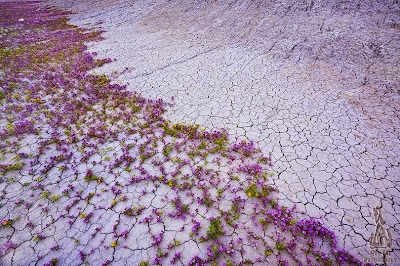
0 2 370 265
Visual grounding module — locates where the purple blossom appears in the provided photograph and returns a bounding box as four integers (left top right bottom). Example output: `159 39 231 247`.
170 252 181 264
0 241 17 255
238 163 263 176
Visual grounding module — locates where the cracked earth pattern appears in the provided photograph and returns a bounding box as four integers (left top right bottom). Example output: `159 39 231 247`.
0 0 399 265
50 0 400 262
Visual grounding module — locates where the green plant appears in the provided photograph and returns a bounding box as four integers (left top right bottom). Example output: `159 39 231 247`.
5 162 24 172
245 183 258 198
49 195 60 202
162 144 173 157
275 240 286 252
259 218 269 227
264 248 273 256
226 260 234 266
207 218 223 240
41 190 51 199
84 172 99 182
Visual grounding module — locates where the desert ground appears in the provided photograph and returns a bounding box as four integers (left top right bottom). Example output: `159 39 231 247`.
0 0 399 265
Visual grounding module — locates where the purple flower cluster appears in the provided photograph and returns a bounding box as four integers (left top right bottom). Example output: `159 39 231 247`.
231 140 257 157
297 218 335 240
0 241 17 255
14 120 35 134
237 163 263 176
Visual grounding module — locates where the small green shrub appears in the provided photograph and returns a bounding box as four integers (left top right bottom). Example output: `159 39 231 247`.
207 218 223 240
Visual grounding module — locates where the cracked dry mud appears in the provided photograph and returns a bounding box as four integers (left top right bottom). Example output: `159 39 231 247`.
0 0 399 265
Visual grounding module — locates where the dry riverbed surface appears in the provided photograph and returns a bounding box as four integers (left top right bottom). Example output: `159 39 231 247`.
1 0 399 265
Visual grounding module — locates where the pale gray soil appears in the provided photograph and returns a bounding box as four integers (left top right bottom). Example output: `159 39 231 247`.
45 0 400 262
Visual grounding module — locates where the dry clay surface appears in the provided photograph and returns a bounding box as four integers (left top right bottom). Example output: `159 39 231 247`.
51 0 400 261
